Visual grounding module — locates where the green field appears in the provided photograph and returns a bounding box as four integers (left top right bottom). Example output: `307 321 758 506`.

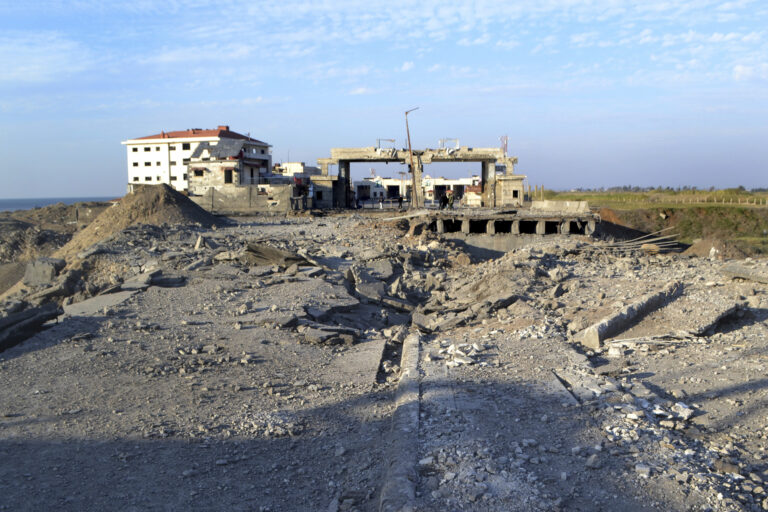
539 189 768 255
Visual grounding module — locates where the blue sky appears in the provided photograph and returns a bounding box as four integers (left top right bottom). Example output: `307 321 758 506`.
1 0 766 197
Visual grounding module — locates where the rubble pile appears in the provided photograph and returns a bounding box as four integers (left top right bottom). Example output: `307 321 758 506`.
0 205 767 511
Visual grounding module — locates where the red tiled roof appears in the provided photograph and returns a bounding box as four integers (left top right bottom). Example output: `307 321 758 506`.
130 125 267 144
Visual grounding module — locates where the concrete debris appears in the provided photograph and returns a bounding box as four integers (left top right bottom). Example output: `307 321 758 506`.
721 262 768 284
242 242 310 268
23 257 66 287
0 302 62 351
577 281 684 349
1 202 767 512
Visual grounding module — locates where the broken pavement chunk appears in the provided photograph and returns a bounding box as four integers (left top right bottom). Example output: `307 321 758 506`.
241 243 310 268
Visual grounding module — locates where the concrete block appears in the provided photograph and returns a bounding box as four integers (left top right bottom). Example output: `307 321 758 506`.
23 258 66 287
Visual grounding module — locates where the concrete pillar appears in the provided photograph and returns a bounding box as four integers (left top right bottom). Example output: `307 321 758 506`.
586 220 596 235
536 220 545 235
561 220 570 234
338 161 351 208
481 161 496 207
486 220 495 235
461 219 470 234
512 220 520 235
436 219 445 234
410 160 425 209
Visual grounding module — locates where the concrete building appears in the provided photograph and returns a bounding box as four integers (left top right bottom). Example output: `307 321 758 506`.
273 162 322 178
122 126 271 192
353 177 396 201
186 138 274 195
422 175 481 203
353 174 482 205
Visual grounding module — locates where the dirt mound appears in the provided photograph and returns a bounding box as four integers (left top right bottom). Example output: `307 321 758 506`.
54 185 224 261
597 207 622 225
683 238 749 259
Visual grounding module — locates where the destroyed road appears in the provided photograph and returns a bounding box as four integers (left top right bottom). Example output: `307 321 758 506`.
1 210 767 511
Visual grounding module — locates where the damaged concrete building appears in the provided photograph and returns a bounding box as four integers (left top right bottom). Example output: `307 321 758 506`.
122 125 271 193
316 144 525 209
186 138 272 194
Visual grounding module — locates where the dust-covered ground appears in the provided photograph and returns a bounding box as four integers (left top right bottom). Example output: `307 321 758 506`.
1 196 767 511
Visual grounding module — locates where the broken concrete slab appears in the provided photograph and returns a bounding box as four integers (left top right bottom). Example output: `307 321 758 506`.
0 303 62 352
121 270 160 291
62 290 138 317
151 275 186 287
23 257 66 287
614 286 746 339
26 270 82 303
721 263 768 284
366 259 396 282
242 243 310 267
325 337 388 386
577 281 684 349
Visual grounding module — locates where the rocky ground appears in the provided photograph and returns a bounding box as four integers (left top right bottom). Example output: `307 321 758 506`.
1 191 767 511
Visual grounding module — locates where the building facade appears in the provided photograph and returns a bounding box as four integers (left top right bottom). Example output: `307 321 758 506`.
121 125 271 192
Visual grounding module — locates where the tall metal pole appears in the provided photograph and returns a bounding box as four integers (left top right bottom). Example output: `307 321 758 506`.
405 107 419 209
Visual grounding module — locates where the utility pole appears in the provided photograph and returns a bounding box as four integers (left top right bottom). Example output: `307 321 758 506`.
405 107 420 209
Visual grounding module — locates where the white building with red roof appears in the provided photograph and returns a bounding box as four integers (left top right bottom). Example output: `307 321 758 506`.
121 125 271 192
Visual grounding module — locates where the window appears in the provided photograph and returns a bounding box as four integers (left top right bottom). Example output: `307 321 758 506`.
156 176 161 181
182 143 190 150
260 149 265 154
170 161 176 166
202 157 210 161
144 162 151 166
224 169 233 184
132 162 138 167
155 146 160 151
194 170 204 177
170 176 177 181
132 147 138 152
169 145 176 150
183 158 189 165
316 191 324 201
156 162 160 166
144 147 150 152
133 177 139 182
183 173 188 180
145 176 152 181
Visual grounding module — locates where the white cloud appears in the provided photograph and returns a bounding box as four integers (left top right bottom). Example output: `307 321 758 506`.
401 61 414 72
496 39 519 49
0 32 93 83
349 87 373 95
570 31 599 47
457 34 490 46
733 63 768 80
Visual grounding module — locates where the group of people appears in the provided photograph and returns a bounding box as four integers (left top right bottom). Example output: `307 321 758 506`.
439 191 455 210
